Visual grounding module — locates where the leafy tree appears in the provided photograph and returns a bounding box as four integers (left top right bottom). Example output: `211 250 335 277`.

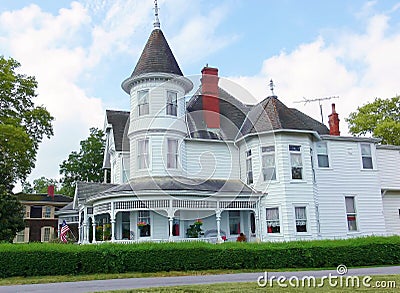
346 96 400 145
59 128 105 196
0 185 24 242
0 56 54 190
22 176 59 194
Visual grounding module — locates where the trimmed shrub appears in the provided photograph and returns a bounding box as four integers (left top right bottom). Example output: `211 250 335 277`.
0 236 399 278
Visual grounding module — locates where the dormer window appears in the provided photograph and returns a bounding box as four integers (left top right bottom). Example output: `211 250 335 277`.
166 91 177 116
138 90 149 116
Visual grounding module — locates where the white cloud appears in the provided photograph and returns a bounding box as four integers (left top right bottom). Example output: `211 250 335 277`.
228 8 400 135
0 3 103 183
169 1 237 65
0 0 234 187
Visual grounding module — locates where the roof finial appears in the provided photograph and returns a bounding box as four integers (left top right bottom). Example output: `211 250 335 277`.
153 0 160 29
269 79 275 96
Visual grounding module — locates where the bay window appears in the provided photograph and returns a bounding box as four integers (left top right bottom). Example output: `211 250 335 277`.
289 145 303 179
246 150 253 184
261 146 276 181
295 207 307 232
266 208 280 233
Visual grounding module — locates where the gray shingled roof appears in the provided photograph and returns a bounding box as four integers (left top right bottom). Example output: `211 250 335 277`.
15 193 72 203
106 110 130 152
240 96 329 136
76 182 118 200
131 29 183 77
99 177 255 195
187 87 250 140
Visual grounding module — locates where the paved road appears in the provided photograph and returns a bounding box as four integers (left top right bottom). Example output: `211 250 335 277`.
2 266 399 293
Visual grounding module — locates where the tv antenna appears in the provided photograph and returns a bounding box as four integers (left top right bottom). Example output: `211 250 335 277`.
294 96 339 124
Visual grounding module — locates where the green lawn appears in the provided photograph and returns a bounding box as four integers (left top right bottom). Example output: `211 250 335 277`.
102 275 400 292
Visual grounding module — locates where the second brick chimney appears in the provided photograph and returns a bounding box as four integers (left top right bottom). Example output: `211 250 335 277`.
328 103 340 136
201 66 220 129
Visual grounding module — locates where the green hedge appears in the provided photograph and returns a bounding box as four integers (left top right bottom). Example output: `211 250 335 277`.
1 236 400 278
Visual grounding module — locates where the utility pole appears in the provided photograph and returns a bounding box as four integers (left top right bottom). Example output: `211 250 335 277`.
294 96 339 124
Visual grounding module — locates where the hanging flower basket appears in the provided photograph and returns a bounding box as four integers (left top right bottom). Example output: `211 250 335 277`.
137 221 147 228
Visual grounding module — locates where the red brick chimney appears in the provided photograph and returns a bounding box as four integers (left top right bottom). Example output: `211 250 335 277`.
328 103 340 136
201 66 220 129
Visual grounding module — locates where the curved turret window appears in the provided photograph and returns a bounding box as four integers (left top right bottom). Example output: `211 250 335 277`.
138 139 149 169
167 139 178 169
138 90 149 116
166 91 177 116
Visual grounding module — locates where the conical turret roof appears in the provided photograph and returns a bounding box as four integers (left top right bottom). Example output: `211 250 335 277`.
131 29 183 77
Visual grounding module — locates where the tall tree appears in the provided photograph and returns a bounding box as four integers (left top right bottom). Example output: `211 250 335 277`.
0 56 53 242
0 56 54 190
59 128 105 196
0 185 24 242
346 96 400 145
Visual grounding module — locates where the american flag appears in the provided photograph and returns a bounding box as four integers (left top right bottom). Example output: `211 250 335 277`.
60 220 70 243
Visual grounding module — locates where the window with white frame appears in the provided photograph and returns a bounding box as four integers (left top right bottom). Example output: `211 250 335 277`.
43 206 51 218
345 196 357 231
316 142 329 168
15 230 25 243
42 227 52 242
229 211 241 234
137 90 149 116
246 150 253 184
167 139 178 169
137 139 149 169
261 146 276 181
289 145 303 179
360 143 373 169
166 91 177 116
295 207 307 232
266 208 280 233
138 211 151 237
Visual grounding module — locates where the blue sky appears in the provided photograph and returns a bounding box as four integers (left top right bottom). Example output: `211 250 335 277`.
1 0 399 186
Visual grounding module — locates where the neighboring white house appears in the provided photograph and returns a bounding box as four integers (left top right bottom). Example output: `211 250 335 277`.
59 5 400 244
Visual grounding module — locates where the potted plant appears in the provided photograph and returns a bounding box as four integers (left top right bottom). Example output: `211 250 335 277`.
186 219 203 238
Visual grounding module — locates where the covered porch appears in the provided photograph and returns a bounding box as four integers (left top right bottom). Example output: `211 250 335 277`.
79 197 261 244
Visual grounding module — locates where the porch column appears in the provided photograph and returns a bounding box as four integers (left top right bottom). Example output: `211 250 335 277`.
255 212 260 242
110 202 116 241
92 216 96 243
168 217 173 241
78 210 82 244
83 209 89 243
216 210 222 243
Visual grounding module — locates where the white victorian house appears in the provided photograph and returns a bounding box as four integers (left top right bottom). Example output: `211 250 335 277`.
57 5 400 244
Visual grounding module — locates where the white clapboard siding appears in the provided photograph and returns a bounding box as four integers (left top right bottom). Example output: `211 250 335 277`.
186 140 240 180
382 193 400 235
315 139 386 237
151 211 169 239
376 147 400 190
